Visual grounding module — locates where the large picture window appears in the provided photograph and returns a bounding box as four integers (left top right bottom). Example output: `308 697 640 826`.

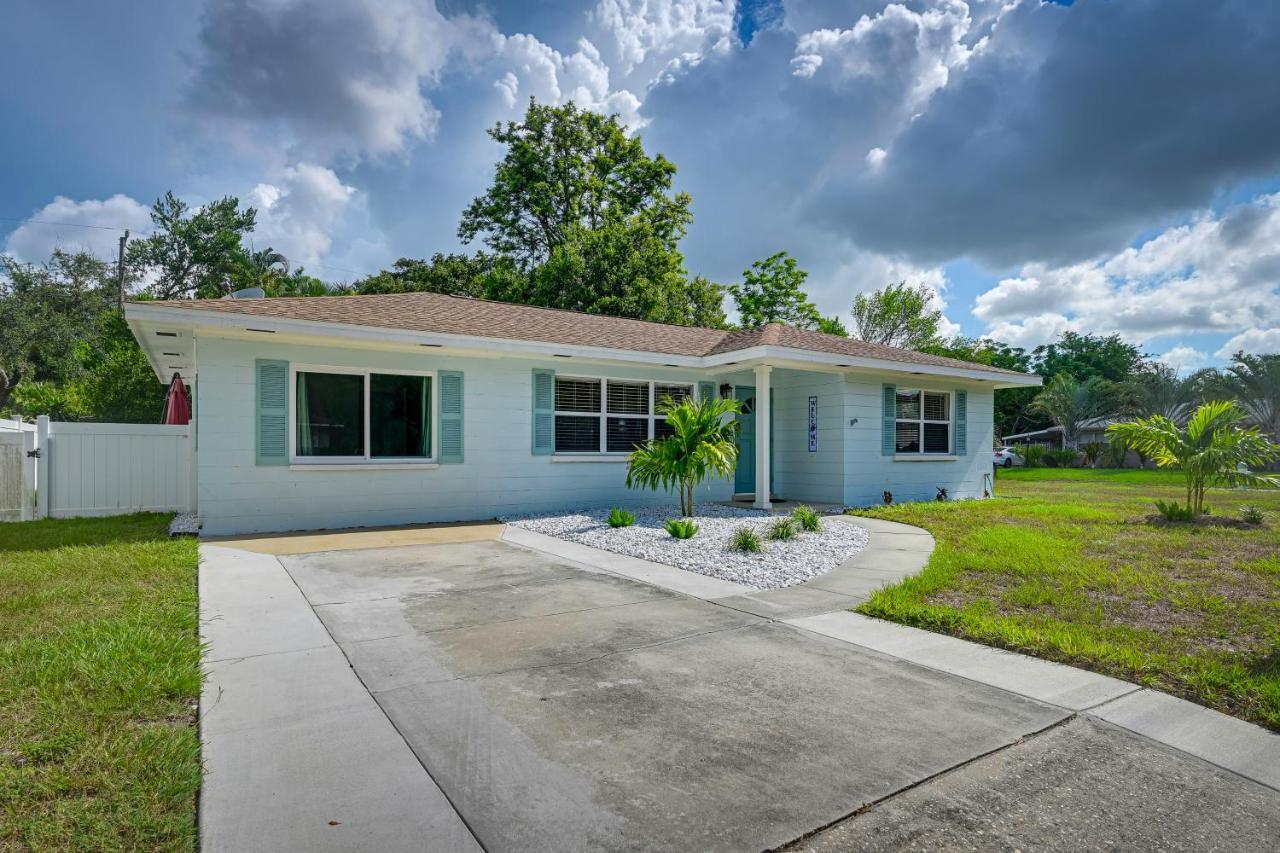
895 389 952 455
294 368 433 461
554 377 692 454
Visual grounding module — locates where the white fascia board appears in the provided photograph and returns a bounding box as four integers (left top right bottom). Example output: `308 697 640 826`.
126 317 170 382
124 304 707 369
123 303 1042 386
706 345 1043 387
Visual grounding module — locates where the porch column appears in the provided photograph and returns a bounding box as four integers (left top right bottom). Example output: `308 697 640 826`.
754 364 772 510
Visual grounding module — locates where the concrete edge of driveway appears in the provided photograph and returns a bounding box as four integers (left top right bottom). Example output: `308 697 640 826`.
503 517 1280 794
198 544 483 852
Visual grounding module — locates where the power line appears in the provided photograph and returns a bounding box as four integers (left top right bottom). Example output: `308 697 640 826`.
0 215 155 236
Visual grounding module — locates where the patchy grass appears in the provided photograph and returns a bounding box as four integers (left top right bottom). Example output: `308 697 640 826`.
0 514 201 851
850 471 1280 731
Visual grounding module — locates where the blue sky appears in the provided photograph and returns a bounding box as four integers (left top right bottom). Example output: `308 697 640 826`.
3 0 1279 370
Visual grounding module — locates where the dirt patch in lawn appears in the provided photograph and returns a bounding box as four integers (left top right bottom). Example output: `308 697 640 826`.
1139 514 1266 531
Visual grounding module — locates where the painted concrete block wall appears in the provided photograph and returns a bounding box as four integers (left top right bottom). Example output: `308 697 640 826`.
842 375 995 507
194 335 733 535
770 369 846 504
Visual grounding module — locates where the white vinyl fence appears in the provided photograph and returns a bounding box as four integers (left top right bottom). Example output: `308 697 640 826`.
0 419 37 522
0 416 194 521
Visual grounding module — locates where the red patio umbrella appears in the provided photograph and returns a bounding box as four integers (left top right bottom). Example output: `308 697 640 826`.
163 374 191 425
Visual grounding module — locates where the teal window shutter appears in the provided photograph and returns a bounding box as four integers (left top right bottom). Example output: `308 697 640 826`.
256 359 289 466
881 384 896 456
438 371 464 463
698 381 716 403
955 390 968 456
532 368 555 455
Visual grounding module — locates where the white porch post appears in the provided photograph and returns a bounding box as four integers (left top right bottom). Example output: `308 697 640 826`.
753 364 772 510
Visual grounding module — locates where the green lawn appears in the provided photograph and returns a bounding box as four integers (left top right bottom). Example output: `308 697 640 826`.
851 468 1280 731
0 514 201 851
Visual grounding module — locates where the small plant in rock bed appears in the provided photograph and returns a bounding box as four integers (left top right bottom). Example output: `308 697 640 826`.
728 526 764 553
792 505 822 533
663 518 699 539
607 507 636 528
767 517 797 541
1239 504 1266 525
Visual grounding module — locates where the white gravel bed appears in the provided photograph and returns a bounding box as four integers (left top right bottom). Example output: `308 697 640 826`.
169 513 201 537
505 504 869 590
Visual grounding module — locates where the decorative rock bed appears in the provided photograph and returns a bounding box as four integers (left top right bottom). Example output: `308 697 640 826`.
505 504 869 590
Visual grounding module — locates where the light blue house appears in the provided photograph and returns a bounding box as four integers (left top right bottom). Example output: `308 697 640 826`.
126 292 1040 536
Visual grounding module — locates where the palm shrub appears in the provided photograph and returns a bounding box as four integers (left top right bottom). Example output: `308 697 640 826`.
791 504 822 533
1081 442 1104 468
607 507 635 528
663 518 699 539
1018 443 1046 468
1239 504 1265 525
767 517 797 540
728 526 764 553
1108 400 1280 516
1045 448 1078 468
1030 374 1117 448
626 395 741 517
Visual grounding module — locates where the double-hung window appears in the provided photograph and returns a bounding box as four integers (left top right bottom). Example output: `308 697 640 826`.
895 389 952 455
293 367 433 462
553 377 693 454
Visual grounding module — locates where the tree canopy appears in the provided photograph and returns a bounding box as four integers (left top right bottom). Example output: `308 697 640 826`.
126 192 258 300
729 251 822 329
851 281 943 350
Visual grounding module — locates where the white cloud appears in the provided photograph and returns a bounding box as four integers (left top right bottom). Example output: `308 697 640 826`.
1158 345 1208 374
592 0 736 75
187 0 501 160
497 34 643 129
249 164 357 268
1215 328 1280 359
3 194 152 263
972 193 1280 352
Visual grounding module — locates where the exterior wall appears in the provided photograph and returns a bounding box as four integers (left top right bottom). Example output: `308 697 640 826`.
842 375 996 508
195 335 732 535
770 369 846 504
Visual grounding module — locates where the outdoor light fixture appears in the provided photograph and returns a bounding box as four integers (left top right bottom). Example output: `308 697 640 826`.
719 383 733 398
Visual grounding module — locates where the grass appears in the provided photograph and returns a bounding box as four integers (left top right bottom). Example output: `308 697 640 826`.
850 468 1280 731
0 514 201 851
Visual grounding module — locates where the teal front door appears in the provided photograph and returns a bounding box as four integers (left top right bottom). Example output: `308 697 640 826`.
734 386 755 495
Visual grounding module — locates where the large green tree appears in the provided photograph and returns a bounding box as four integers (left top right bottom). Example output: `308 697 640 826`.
457 99 714 325
355 253 522 298
0 251 112 412
851 281 943 350
729 251 822 329
1031 332 1145 383
127 191 258 300
923 337 1034 438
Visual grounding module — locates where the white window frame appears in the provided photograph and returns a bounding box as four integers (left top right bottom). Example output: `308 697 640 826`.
552 375 694 455
894 388 954 457
289 363 438 465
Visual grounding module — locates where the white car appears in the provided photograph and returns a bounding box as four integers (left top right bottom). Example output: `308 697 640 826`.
993 447 1024 468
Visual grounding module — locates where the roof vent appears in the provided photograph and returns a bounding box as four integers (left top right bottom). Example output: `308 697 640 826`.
224 287 266 300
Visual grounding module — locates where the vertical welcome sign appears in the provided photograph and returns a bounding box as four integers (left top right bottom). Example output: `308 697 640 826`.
808 396 818 452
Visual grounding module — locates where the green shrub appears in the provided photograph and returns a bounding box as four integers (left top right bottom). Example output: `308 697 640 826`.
728 526 764 553
1045 448 1079 468
663 518 699 539
791 505 822 533
1019 444 1047 468
1240 504 1265 525
607 507 635 528
766 517 797 540
1154 499 1197 522
1081 442 1104 468
1103 438 1129 469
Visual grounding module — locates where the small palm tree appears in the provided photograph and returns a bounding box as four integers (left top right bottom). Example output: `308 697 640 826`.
1108 400 1280 515
1122 363 1209 424
1030 374 1115 448
626 395 741 517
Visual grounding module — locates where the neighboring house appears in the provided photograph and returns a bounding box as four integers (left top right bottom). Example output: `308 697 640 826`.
125 292 1041 536
1002 417 1117 450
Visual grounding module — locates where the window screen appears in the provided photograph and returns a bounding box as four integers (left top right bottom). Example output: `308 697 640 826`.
371 373 430 458
296 372 364 456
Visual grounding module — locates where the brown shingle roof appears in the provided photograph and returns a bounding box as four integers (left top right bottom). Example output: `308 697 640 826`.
136 291 1027 376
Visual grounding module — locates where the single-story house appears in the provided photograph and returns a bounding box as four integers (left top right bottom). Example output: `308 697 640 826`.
1001 417 1118 450
125 292 1041 536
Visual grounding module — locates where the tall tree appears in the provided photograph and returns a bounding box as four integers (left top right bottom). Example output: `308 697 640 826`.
923 337 1034 438
127 191 257 300
729 251 821 329
851 281 943 350
355 253 521 298
1206 351 1280 443
1122 362 1208 424
1031 331 1144 383
0 251 112 412
457 99 712 325
1030 374 1117 448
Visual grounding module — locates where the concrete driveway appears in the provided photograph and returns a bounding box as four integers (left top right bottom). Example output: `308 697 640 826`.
200 529 1280 852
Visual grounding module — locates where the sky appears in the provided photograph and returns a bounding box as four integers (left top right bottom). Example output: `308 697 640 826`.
2 0 1279 370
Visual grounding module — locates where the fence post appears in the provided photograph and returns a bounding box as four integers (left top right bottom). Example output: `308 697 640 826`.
35 415 50 520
